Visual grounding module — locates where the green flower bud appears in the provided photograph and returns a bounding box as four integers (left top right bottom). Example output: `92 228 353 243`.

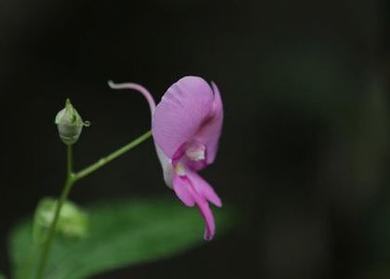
55 99 89 145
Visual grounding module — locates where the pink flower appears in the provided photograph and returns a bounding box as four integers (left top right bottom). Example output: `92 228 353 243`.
109 76 223 240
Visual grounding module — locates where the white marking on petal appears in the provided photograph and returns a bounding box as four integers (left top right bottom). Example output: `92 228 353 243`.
175 162 187 176
185 144 206 161
155 145 174 188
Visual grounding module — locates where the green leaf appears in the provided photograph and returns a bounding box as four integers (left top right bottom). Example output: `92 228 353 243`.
33 197 88 243
9 199 233 279
0 272 6 279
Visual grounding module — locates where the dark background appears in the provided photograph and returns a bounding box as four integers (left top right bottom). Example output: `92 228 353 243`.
0 0 389 278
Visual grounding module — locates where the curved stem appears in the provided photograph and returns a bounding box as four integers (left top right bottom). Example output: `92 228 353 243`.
108 81 156 117
35 130 152 278
74 130 152 181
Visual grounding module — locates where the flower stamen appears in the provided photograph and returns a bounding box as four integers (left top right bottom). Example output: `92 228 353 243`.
175 162 186 176
185 143 206 161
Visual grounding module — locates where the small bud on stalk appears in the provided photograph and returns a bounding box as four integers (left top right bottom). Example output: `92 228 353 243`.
55 99 89 145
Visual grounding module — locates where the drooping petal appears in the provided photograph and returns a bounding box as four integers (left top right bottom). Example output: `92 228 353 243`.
152 76 215 159
172 175 195 207
173 173 217 240
196 198 216 241
186 170 222 207
184 177 216 240
194 82 224 164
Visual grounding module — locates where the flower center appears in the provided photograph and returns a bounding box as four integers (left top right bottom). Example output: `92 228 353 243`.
185 143 206 162
175 162 186 176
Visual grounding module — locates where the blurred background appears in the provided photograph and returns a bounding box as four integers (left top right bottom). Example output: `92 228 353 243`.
0 0 388 278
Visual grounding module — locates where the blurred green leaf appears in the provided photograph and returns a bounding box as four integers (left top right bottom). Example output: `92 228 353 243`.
33 198 88 243
0 272 5 279
10 199 233 279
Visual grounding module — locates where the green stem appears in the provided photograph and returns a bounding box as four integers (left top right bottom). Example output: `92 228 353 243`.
74 130 152 181
67 144 73 173
35 130 152 278
35 145 75 279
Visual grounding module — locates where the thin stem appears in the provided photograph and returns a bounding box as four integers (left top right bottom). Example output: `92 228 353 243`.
74 130 152 181
35 145 75 279
34 130 152 278
67 144 73 174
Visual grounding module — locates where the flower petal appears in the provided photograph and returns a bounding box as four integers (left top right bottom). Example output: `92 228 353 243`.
152 76 215 159
194 82 224 164
173 175 195 207
155 145 174 188
186 170 222 207
183 175 216 240
196 198 216 241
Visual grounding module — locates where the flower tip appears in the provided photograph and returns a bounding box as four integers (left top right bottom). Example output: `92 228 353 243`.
204 232 214 241
107 80 116 88
107 80 130 90
106 80 156 115
107 80 126 90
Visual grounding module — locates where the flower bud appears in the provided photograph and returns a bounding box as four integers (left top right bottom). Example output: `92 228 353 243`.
55 99 89 145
